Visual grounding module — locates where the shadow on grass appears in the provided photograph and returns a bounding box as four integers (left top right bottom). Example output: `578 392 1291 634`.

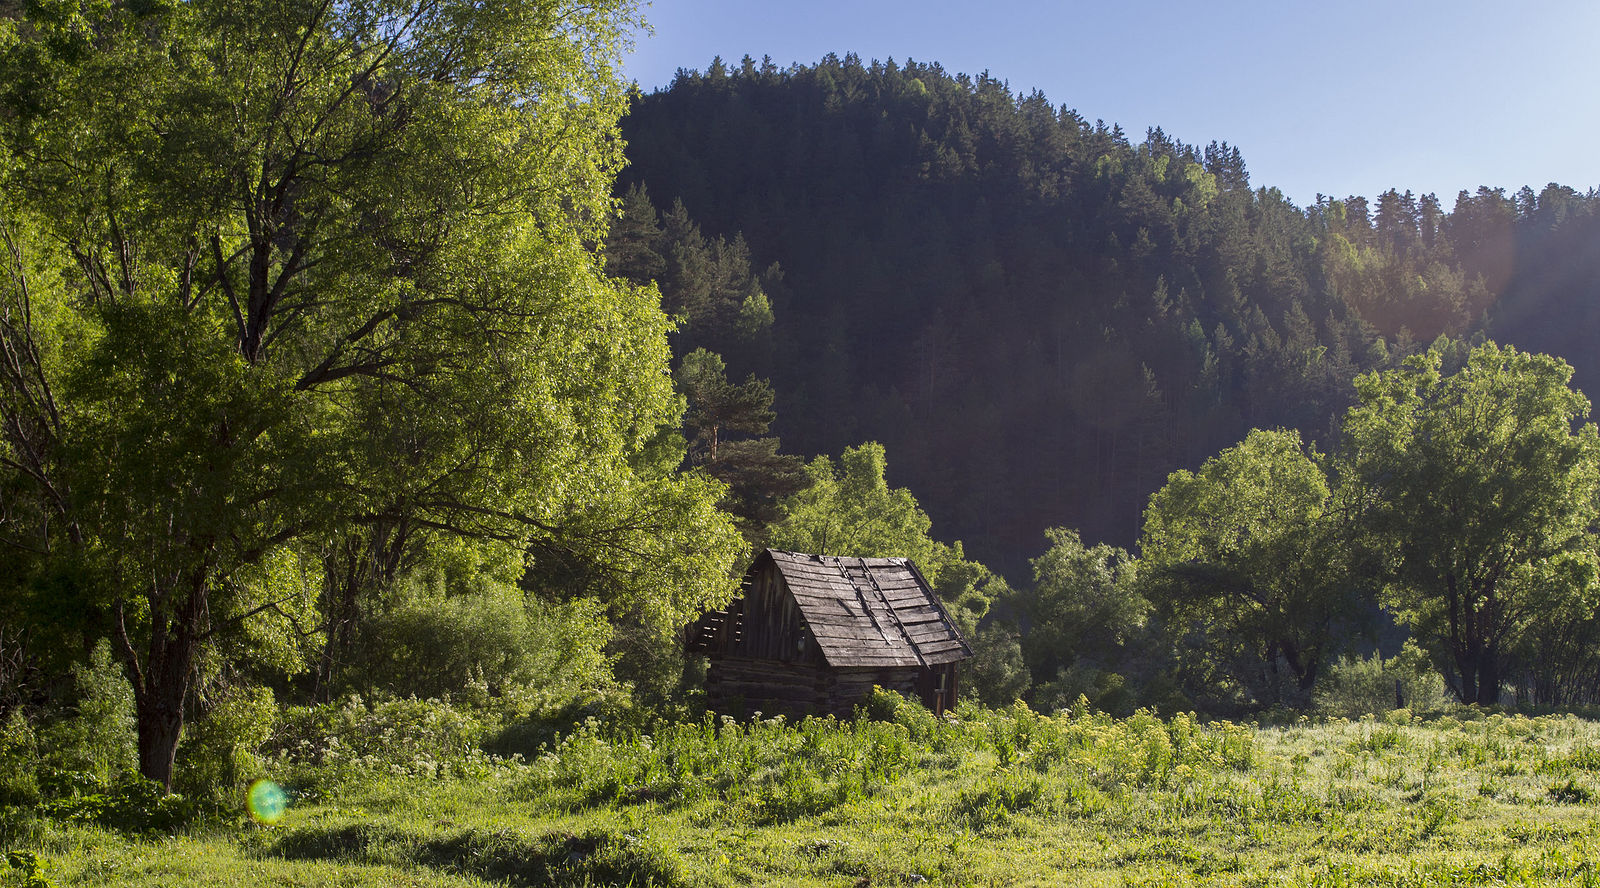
270 822 684 886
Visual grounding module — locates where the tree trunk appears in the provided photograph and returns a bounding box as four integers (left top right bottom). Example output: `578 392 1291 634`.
1455 647 1478 704
135 688 185 791
118 575 204 791
1475 648 1500 706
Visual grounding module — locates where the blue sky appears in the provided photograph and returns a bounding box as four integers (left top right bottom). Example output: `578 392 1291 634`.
622 0 1599 208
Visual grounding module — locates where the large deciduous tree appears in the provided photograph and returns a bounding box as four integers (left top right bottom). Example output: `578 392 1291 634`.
0 0 742 788
1140 428 1369 708
1341 343 1600 704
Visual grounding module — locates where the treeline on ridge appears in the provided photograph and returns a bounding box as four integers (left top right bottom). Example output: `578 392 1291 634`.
617 52 1600 576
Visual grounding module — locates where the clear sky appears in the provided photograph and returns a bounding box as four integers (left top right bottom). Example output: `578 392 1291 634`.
622 0 1600 209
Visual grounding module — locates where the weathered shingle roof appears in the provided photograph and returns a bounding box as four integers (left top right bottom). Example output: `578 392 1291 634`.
766 550 970 667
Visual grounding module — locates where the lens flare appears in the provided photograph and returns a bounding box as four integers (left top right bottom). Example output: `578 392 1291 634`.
246 779 288 824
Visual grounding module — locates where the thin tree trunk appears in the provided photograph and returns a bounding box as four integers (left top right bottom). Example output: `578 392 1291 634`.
1476 647 1500 706
312 517 410 701
1455 646 1478 704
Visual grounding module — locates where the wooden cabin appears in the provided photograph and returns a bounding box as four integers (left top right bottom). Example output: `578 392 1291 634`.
686 549 971 718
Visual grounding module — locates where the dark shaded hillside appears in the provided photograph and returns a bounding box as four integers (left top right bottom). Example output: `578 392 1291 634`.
618 53 1600 575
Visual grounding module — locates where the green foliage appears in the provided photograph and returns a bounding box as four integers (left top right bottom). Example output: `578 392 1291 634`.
1342 342 1600 704
347 569 613 705
174 685 275 809
521 713 920 823
676 349 776 464
38 772 192 833
671 348 805 539
35 642 135 787
770 443 943 568
860 685 916 725
1314 642 1455 718
606 187 780 358
272 696 493 792
1019 527 1146 712
0 710 39 809
3 851 57 888
962 622 1030 705
0 0 745 790
1141 429 1370 708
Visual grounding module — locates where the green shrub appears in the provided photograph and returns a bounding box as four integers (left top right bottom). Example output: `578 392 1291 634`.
0 710 40 808
345 568 615 708
39 771 193 832
1031 664 1138 716
37 641 135 786
860 685 907 722
176 684 277 809
484 686 640 760
3 851 57 888
1315 641 1453 717
272 695 491 789
962 623 1030 705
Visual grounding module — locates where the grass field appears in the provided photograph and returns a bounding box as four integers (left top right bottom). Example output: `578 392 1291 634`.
8 701 1600 887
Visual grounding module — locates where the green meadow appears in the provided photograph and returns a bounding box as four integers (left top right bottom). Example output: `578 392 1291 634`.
9 698 1600 887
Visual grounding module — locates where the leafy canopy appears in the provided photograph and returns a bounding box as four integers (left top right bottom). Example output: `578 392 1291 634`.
0 0 743 785
1340 342 1600 703
1140 428 1369 707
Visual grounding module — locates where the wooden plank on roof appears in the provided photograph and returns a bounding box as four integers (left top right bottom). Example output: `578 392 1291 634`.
799 615 863 632
804 613 874 630
915 639 969 655
818 641 914 654
866 575 922 589
789 592 853 610
908 624 953 640
816 638 916 656
785 574 846 589
775 562 856 580
807 614 882 629
820 650 919 666
792 602 857 619
826 656 921 669
788 584 848 598
783 578 849 597
790 591 851 607
811 633 893 648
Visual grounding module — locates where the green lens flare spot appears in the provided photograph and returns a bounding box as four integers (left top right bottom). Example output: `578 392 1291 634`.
247 779 288 824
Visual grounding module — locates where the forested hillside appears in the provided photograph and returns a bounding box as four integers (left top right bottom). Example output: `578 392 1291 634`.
617 53 1600 573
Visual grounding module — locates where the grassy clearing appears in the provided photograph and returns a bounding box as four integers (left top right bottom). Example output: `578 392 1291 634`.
9 703 1600 887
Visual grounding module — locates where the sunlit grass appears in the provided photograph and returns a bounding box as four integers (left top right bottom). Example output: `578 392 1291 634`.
12 703 1600 887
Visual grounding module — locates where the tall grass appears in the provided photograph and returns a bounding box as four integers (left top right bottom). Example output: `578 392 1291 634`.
8 697 1600 886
